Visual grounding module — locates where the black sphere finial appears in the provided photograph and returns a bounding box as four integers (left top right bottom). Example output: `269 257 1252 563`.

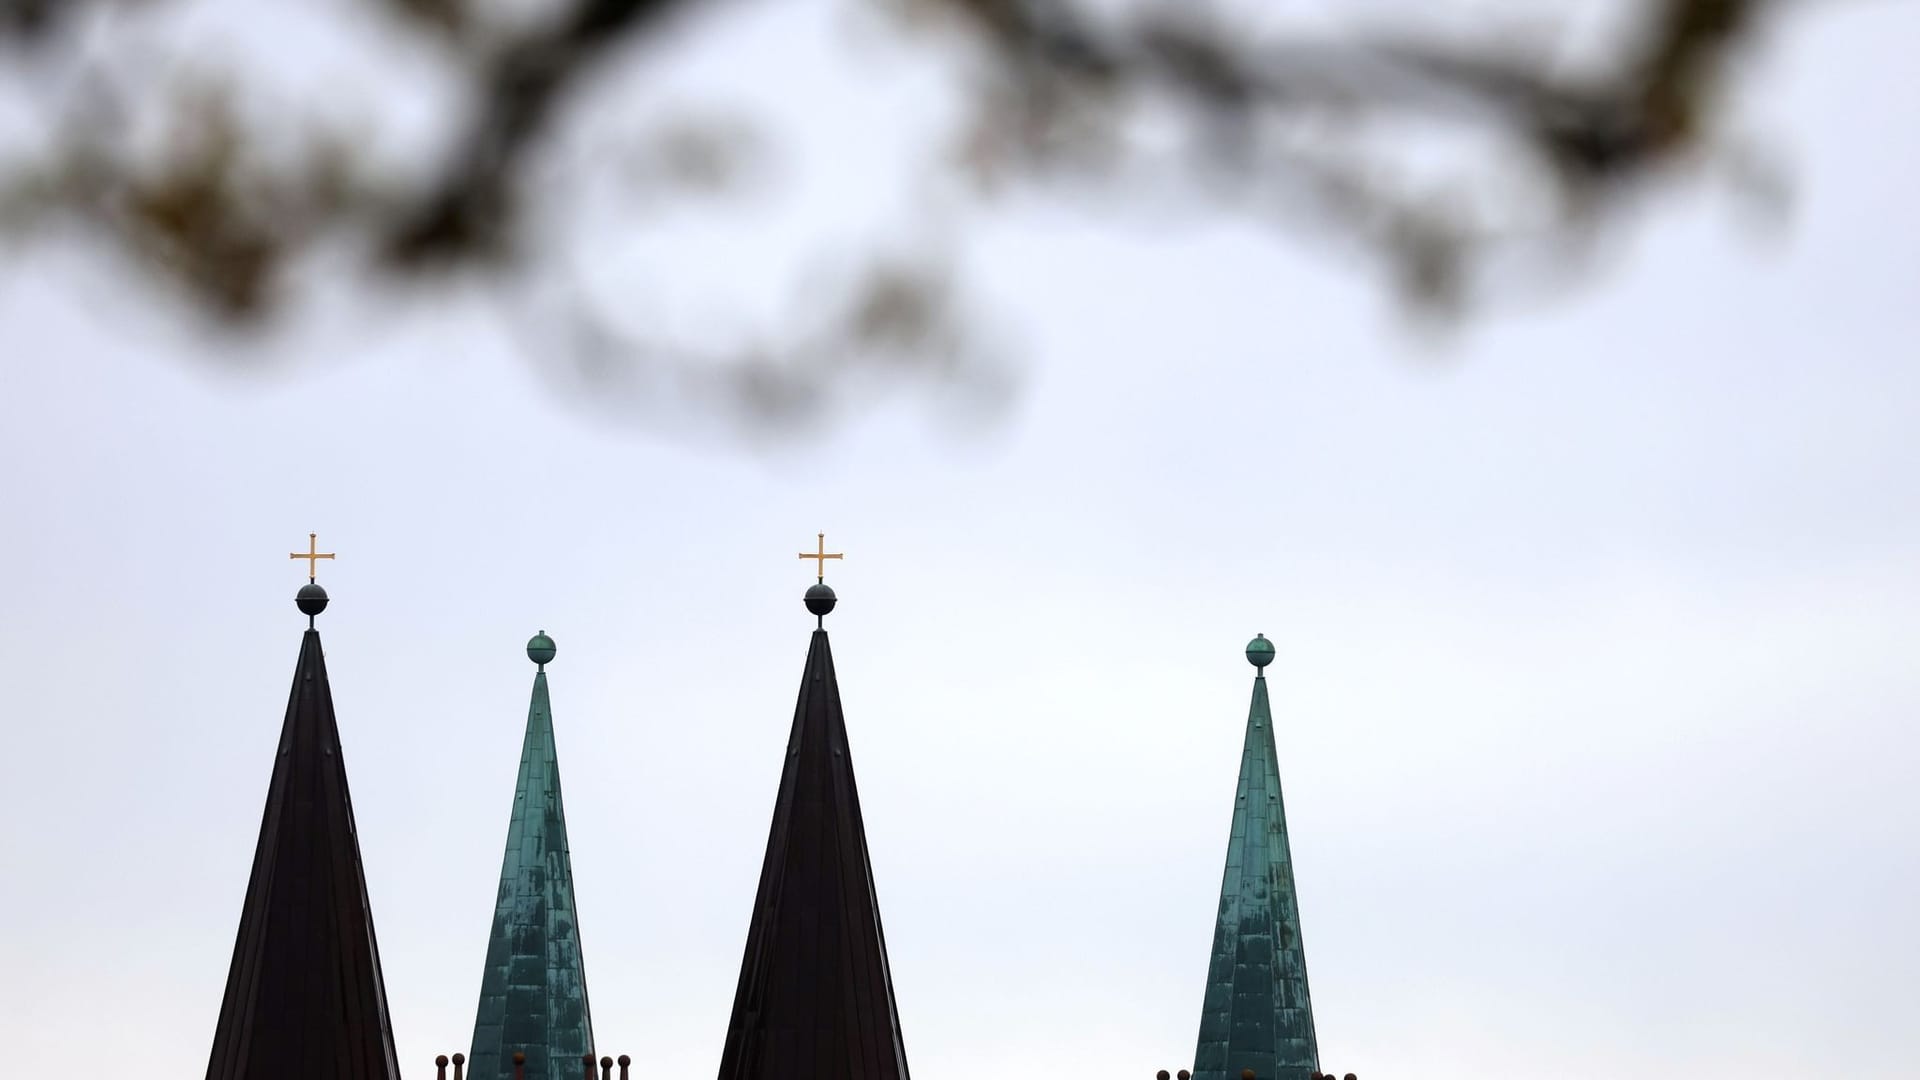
805 582 837 625
296 582 329 621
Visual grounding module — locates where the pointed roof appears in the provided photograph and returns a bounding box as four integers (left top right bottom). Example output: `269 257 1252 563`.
468 632 596 1080
207 590 402 1080
719 584 910 1080
1192 635 1319 1080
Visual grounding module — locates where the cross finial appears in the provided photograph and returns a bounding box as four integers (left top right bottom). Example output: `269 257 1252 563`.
798 531 843 583
290 532 335 582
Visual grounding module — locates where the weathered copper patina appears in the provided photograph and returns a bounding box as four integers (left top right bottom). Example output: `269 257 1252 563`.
1192 635 1320 1080
467 632 597 1080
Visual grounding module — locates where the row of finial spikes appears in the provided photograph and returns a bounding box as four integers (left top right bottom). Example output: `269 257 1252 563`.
434 1052 631 1080
1155 1073 1357 1080
430 1061 1344 1080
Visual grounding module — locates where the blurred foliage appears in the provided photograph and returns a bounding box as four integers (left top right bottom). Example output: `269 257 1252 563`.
0 0 1789 426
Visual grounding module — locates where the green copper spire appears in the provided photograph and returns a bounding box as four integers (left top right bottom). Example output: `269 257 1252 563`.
1192 634 1319 1080
469 633 595 1080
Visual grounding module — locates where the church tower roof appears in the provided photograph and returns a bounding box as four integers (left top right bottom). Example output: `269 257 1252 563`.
718 540 911 1080
468 632 597 1080
207 543 403 1080
1192 635 1320 1080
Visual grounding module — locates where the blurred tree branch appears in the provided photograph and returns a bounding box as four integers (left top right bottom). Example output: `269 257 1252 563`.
0 0 1789 425
385 0 701 265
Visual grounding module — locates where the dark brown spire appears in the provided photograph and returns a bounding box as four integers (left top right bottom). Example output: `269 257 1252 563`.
206 624 402 1079
717 627 910 1080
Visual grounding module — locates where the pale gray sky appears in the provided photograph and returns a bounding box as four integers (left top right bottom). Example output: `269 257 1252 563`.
1 2 1916 1078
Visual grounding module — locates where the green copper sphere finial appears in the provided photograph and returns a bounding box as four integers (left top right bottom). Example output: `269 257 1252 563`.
527 630 556 668
1246 632 1275 669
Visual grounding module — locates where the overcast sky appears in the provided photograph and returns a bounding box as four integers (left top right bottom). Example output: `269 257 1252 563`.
1 2 1916 1078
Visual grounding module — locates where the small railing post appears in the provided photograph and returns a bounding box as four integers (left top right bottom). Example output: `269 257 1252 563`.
617 1054 631 1080
451 1052 465 1080
583 1052 598 1080
600 1055 614 1080
512 1051 526 1080
435 1055 448 1080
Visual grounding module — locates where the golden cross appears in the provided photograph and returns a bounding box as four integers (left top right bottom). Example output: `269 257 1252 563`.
289 532 335 581
798 532 843 582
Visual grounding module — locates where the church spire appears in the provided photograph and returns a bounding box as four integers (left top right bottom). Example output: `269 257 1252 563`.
1192 635 1320 1080
718 542 911 1080
468 632 597 1080
207 543 403 1080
